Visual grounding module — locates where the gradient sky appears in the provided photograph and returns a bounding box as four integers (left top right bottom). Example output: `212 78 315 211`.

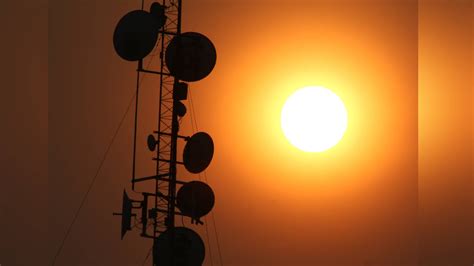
0 0 472 265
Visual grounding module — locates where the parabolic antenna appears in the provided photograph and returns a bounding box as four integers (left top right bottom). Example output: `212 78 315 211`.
113 10 159 61
120 190 133 240
177 181 215 220
175 101 187 117
183 132 214 174
165 32 217 82
147 134 157 151
153 227 205 266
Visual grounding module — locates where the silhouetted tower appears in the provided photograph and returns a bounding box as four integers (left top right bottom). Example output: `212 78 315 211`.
112 1 217 265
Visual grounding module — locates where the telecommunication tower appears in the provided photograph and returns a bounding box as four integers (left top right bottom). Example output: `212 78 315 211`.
112 1 217 265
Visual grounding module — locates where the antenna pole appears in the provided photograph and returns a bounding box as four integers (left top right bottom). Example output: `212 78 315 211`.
131 60 142 191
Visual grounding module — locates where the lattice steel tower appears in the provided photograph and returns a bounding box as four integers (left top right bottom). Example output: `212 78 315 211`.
112 1 217 265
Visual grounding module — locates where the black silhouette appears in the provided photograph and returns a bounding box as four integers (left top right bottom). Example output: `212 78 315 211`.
112 190 135 239
183 132 214 174
165 32 217 82
177 181 215 223
153 227 205 266
112 1 218 265
113 10 160 61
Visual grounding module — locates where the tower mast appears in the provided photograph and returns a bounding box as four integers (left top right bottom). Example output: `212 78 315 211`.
112 0 218 264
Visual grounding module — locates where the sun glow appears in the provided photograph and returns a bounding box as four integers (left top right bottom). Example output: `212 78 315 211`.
281 86 348 152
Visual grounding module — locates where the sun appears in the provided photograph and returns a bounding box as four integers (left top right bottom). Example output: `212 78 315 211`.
281 86 348 152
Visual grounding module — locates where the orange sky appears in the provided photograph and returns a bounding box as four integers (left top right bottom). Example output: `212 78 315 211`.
418 0 473 263
1 0 471 265
181 2 420 264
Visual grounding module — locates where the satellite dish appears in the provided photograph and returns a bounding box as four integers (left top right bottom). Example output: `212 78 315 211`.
120 190 133 239
153 227 205 266
147 134 157 151
113 10 159 61
150 2 167 29
183 132 214 174
165 32 217 82
177 181 215 220
175 101 187 117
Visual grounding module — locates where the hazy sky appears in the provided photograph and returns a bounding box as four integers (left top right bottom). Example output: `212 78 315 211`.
1 0 472 265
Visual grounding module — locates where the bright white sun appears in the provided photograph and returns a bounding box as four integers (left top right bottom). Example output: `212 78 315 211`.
281 86 348 152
